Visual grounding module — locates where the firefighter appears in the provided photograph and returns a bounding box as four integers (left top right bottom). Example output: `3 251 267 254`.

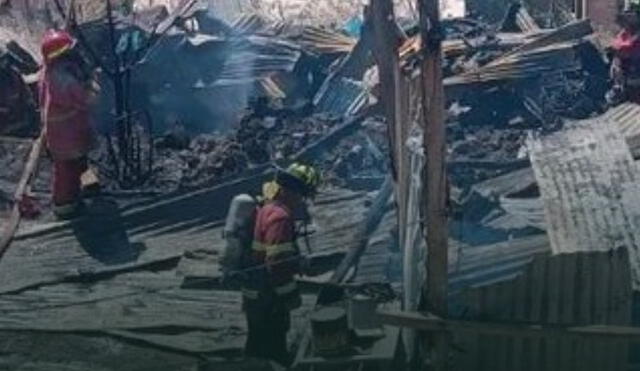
242 163 320 367
39 30 97 218
609 2 640 104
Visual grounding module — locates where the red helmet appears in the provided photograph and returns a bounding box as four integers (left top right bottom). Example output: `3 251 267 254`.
41 30 76 64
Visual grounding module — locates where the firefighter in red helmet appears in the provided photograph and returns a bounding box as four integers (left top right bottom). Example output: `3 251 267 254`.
39 30 98 218
609 2 640 104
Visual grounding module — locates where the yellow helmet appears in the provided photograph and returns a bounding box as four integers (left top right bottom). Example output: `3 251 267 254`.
275 162 320 197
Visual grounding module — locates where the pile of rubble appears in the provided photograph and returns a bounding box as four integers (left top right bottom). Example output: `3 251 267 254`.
146 110 389 191
0 1 614 217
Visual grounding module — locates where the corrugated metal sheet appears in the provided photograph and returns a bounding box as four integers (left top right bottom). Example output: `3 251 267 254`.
313 76 369 116
211 35 302 86
230 15 356 55
451 248 632 371
605 102 640 141
449 234 550 294
489 196 546 230
529 119 640 290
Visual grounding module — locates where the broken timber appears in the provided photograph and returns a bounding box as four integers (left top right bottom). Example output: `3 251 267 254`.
0 129 44 261
378 311 640 341
329 175 393 284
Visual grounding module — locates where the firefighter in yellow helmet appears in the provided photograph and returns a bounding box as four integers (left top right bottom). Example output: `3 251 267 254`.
243 162 320 367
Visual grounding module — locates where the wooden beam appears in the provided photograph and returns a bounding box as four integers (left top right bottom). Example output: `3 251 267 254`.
0 129 45 261
329 175 393 285
365 0 403 181
378 310 640 341
419 0 449 369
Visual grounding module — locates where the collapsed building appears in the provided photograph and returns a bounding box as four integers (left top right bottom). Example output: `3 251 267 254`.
1 0 640 370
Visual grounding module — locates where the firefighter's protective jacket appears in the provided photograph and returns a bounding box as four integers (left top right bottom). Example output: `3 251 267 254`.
613 30 640 80
243 201 302 311
39 62 92 160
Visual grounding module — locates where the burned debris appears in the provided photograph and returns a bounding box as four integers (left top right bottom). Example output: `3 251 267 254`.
1 0 640 370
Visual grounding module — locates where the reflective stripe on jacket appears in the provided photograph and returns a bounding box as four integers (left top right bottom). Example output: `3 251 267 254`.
243 201 302 310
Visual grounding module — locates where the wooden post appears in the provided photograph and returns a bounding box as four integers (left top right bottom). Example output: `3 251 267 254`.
366 0 411 306
0 130 45 261
575 0 584 19
365 0 403 182
418 0 449 370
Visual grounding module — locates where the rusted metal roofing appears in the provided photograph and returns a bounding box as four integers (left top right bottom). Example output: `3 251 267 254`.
529 119 640 290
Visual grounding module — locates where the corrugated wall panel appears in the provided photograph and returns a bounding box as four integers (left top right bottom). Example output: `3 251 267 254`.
529 119 640 290
452 249 633 371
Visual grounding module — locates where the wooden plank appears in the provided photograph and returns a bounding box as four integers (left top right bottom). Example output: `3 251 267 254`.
365 0 403 180
377 310 640 341
0 129 44 261
418 3 449 370
108 329 245 354
329 176 393 285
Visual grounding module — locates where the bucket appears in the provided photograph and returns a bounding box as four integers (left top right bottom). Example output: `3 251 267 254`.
310 307 350 356
347 294 379 330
